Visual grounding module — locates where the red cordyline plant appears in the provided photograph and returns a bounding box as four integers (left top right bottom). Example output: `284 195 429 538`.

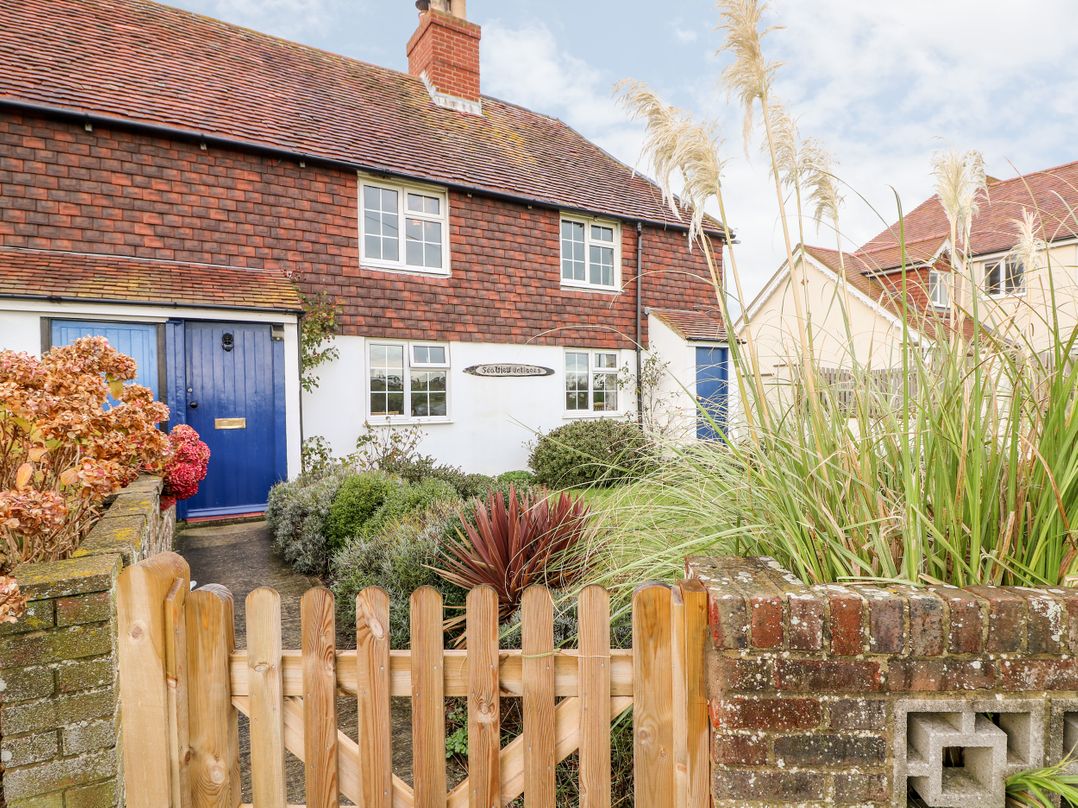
434 485 593 621
0 337 171 622
160 424 210 510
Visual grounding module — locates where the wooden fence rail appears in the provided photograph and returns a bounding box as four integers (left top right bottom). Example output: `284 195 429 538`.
117 551 710 808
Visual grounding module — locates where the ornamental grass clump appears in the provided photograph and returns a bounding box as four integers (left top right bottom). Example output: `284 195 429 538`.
586 0 1078 595
0 337 173 620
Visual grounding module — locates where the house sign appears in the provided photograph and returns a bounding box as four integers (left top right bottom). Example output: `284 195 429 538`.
464 363 554 378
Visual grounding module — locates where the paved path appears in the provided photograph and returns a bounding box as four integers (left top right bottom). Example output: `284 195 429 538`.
175 520 423 801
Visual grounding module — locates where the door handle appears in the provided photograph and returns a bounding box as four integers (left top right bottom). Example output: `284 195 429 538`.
189 401 199 409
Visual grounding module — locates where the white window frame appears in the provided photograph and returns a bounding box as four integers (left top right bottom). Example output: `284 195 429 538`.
564 349 622 416
928 269 950 309
983 257 1025 298
559 215 621 291
367 340 451 423
359 176 450 276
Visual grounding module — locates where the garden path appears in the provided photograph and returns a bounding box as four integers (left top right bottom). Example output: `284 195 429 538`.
175 520 419 801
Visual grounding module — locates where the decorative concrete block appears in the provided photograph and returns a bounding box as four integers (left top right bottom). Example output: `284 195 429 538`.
896 699 1048 808
906 713 1007 807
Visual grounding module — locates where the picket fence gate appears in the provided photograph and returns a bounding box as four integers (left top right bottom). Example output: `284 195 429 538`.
115 551 710 808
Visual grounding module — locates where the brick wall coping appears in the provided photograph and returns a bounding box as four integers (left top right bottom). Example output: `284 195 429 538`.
688 556 1078 662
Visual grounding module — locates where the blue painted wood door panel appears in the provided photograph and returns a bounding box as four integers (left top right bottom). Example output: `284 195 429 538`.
695 346 729 440
182 322 282 517
50 320 161 401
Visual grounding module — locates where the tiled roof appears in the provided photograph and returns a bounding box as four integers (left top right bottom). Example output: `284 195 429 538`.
0 248 303 312
859 159 1078 269
0 0 720 233
650 307 727 342
802 245 975 342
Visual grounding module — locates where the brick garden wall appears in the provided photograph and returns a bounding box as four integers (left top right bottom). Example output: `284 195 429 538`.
0 110 721 349
689 556 1078 807
0 477 174 808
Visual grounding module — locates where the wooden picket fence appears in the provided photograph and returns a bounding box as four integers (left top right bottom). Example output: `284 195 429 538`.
116 551 710 808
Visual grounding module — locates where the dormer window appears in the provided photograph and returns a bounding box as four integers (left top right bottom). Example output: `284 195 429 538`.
360 179 449 275
560 216 620 290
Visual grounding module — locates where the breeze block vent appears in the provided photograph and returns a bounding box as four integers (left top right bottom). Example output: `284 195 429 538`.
688 556 1078 807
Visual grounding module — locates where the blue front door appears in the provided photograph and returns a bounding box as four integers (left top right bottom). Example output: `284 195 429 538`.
50 320 162 400
695 346 729 440
182 322 284 517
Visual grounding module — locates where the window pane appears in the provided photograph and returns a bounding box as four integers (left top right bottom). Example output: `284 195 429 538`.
406 192 441 215
425 346 447 365
406 239 423 267
428 392 447 416
386 392 404 415
413 346 429 364
561 221 586 282
364 234 382 260
594 352 617 369
591 224 614 243
590 244 614 286
406 219 422 240
1007 260 1024 292
383 235 399 262
985 262 1002 295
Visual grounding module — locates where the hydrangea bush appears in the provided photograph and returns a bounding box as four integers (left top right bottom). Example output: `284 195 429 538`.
160 424 210 510
0 336 203 622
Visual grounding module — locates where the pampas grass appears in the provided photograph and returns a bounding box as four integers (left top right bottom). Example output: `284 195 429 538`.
584 0 1078 601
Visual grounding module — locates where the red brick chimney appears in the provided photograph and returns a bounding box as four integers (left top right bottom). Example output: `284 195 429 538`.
407 0 482 113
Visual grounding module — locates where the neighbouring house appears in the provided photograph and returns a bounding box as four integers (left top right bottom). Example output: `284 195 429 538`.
0 0 728 517
740 160 1078 386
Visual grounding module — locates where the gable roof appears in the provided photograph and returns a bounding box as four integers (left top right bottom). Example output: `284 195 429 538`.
650 307 727 342
0 0 720 234
0 247 303 312
859 159 1078 271
743 244 970 344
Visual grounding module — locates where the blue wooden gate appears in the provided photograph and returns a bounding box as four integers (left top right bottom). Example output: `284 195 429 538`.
180 322 286 518
695 346 729 440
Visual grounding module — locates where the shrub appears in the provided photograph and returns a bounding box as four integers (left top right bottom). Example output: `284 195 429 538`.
0 337 172 621
529 419 653 489
381 454 497 499
264 467 347 576
331 500 466 644
325 471 395 550
497 470 535 486
159 425 210 510
361 477 460 540
434 486 592 621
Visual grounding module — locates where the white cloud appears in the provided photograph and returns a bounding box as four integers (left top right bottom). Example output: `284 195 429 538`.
673 26 699 43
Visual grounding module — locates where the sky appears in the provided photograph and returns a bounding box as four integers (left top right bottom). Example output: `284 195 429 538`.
169 0 1078 301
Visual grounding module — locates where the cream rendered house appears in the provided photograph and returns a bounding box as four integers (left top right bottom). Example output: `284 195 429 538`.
739 160 1078 384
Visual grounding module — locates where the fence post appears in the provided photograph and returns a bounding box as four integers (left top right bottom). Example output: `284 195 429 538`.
246 587 286 808
674 579 710 807
633 584 675 808
117 551 191 808
578 585 612 808
466 586 500 808
186 584 240 808
356 587 392 808
522 586 555 808
301 587 339 808
411 586 447 808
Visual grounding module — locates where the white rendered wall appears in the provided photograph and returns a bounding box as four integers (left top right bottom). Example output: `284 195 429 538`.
0 300 303 478
301 337 643 474
644 314 701 443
